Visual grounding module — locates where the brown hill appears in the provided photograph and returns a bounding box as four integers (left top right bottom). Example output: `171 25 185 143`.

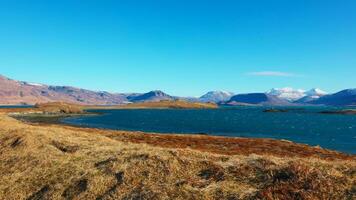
0 75 127 105
128 90 175 102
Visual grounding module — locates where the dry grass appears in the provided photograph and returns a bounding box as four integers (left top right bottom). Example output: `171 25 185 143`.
35 102 85 114
95 129 353 160
0 110 355 199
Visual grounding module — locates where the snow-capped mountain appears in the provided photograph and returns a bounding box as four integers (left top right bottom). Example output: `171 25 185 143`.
267 87 327 102
266 87 306 101
305 88 327 96
199 91 234 103
294 88 328 103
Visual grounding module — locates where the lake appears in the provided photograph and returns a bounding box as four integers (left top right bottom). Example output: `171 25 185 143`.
62 106 356 154
0 105 33 108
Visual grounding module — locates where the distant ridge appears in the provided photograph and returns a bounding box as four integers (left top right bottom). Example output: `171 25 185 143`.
225 93 291 106
0 74 355 106
0 75 127 105
308 89 356 106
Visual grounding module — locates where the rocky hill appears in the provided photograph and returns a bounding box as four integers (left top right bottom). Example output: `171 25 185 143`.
128 90 175 102
0 75 127 105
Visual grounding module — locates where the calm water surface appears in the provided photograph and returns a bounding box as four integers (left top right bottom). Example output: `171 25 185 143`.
0 105 33 108
62 106 356 154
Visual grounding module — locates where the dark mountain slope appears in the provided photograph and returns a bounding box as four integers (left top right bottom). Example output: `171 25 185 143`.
309 89 356 106
226 93 291 106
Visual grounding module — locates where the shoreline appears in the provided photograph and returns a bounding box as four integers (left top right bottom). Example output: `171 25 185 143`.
6 110 355 158
10 112 95 125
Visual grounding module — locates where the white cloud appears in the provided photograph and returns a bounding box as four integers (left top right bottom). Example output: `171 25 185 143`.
246 71 298 77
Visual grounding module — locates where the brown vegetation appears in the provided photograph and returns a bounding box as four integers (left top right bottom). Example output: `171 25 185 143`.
0 108 355 199
96 129 353 160
34 102 84 114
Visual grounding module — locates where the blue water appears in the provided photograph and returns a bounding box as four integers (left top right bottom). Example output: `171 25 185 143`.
0 105 33 108
62 106 356 154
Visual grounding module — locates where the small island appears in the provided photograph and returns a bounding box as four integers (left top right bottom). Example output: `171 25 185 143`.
263 109 288 113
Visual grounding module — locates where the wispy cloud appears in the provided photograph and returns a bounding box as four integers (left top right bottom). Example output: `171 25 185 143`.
246 71 299 77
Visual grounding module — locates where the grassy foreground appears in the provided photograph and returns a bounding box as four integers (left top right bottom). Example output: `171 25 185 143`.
0 107 355 199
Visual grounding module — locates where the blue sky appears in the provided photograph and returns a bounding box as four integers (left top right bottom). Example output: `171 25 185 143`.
0 0 355 96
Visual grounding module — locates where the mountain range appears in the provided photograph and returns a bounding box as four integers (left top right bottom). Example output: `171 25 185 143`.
266 87 327 101
0 75 130 105
267 87 307 101
0 75 355 106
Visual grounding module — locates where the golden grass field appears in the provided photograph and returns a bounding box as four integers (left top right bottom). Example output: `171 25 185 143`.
0 105 355 200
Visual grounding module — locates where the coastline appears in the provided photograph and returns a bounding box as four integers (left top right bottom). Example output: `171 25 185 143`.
10 112 96 125
5 108 355 158
1 107 355 199
3 103 356 156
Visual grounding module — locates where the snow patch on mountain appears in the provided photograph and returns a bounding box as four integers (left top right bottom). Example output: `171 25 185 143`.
267 87 327 101
267 87 306 101
199 91 234 103
21 82 46 87
305 88 327 96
